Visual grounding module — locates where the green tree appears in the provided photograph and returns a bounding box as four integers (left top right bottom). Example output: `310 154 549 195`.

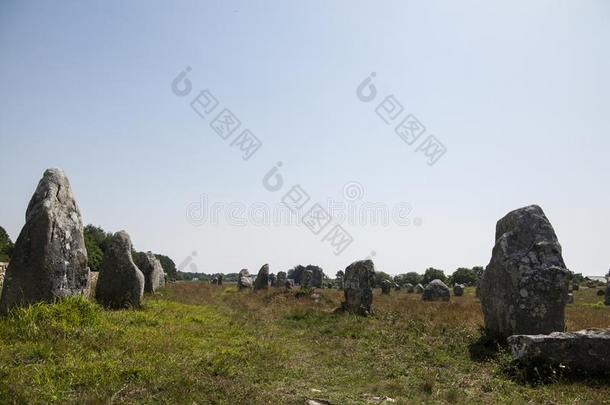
155 254 177 279
422 268 446 285
450 267 478 286
83 225 112 272
0 226 14 262
394 272 422 286
374 271 392 287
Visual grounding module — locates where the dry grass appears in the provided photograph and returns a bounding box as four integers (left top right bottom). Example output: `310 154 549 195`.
0 283 608 404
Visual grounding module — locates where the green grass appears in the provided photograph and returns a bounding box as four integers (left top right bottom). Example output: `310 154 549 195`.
0 285 608 404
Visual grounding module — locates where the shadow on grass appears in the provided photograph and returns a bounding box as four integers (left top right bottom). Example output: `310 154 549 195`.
502 360 610 387
468 328 501 362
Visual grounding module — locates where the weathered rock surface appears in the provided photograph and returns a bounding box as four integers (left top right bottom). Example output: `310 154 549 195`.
307 265 324 288
285 279 295 289
302 269 313 288
423 279 450 301
238 269 253 290
507 329 610 373
135 251 165 293
95 231 145 308
415 283 424 294
0 169 89 313
276 271 287 288
340 259 375 315
479 205 570 340
381 279 392 295
253 264 269 290
605 285 610 306
268 273 277 287
453 284 465 297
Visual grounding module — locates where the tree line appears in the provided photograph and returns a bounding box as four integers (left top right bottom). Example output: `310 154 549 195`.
0 225 589 286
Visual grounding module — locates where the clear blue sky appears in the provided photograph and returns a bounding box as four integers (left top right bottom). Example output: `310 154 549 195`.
1 1 609 276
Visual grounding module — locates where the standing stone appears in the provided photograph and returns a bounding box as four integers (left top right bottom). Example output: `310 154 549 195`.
307 265 324 288
285 279 295 289
217 274 223 285
405 283 414 293
572 283 580 291
567 293 574 304
238 269 253 290
479 205 570 340
381 279 392 295
340 259 375 316
423 279 450 301
268 273 277 287
597 289 605 296
95 231 145 309
605 285 610 306
276 271 287 288
135 252 164 293
0 169 89 313
253 264 269 290
415 283 424 294
302 269 313 288
453 284 465 297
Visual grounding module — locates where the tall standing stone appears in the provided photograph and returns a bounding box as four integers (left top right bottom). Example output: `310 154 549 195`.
238 269 253 290
135 251 165 293
340 259 375 316
307 265 324 288
95 231 145 308
276 271 287 288
0 169 89 313
479 205 570 340
302 269 313 288
605 284 610 306
253 264 269 290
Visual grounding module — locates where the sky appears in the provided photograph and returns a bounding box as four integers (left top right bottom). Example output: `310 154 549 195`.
0 1 609 277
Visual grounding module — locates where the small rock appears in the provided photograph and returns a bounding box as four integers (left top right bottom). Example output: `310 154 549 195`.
453 284 465 296
134 251 165 293
380 279 392 295
238 269 253 290
423 279 450 301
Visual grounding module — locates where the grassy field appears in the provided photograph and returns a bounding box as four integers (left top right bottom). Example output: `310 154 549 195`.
0 283 608 404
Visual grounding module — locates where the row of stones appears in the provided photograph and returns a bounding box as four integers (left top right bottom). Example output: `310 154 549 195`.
0 169 166 312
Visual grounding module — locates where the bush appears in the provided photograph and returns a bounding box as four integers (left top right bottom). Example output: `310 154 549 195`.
450 268 478 286
422 268 446 285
